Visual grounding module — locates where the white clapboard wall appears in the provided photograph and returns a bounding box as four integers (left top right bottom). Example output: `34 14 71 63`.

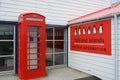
68 16 119 80
118 15 120 80
0 0 111 25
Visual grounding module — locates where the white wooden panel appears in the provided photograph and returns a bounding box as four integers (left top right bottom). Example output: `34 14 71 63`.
0 0 111 24
69 62 114 80
118 16 120 80
69 59 114 76
68 18 115 80
69 53 115 69
46 0 110 24
0 0 47 22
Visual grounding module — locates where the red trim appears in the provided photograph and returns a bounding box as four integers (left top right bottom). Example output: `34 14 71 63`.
68 3 120 24
68 7 110 23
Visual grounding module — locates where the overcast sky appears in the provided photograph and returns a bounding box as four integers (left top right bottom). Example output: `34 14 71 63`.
112 0 120 3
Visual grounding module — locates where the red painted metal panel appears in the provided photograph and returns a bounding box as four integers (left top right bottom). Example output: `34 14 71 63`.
18 13 46 79
70 19 111 55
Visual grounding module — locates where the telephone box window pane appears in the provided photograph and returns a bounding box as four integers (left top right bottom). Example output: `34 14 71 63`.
30 54 38 59
0 57 13 71
28 26 42 70
29 43 37 48
30 32 38 36
0 42 13 55
29 37 41 43
29 26 41 31
29 32 42 36
30 66 38 70
0 24 14 40
29 49 37 53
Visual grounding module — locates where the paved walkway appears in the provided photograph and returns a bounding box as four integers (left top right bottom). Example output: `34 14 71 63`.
0 67 90 80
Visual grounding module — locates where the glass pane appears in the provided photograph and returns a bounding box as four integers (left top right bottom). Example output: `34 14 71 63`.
27 26 42 70
0 24 14 40
27 53 39 70
46 54 53 66
29 55 38 70
30 32 37 36
0 42 13 55
46 41 53 53
46 28 53 40
55 54 64 65
29 54 38 59
30 66 38 70
29 49 37 53
0 57 13 71
29 26 41 31
29 43 37 48
55 28 64 40
55 41 64 52
29 32 42 37
28 40 42 49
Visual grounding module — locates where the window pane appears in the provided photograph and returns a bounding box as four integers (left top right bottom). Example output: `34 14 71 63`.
0 57 14 71
55 54 64 65
0 42 13 55
46 54 53 66
30 66 38 70
29 26 41 31
46 41 53 53
0 24 14 40
27 26 42 70
46 28 53 40
55 28 64 40
55 41 64 52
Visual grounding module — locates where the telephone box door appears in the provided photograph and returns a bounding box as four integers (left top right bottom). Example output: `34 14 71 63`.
18 13 46 79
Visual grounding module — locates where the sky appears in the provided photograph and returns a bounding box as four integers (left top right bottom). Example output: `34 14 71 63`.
112 0 120 3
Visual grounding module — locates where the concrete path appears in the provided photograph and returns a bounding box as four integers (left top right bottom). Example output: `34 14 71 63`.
0 67 90 80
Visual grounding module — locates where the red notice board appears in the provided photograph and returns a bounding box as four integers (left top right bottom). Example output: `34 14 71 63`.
70 19 111 55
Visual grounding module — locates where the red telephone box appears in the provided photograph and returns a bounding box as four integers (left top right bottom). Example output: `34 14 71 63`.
18 13 46 79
